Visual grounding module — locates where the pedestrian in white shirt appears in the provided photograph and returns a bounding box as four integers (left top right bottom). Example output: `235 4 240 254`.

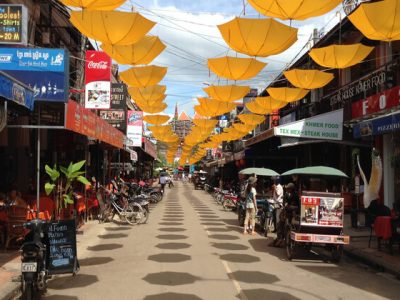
272 179 283 232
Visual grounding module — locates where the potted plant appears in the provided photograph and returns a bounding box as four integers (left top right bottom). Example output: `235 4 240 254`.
44 160 91 220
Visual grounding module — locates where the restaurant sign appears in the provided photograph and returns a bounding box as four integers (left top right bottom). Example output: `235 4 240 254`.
274 109 343 140
0 5 27 45
351 85 400 119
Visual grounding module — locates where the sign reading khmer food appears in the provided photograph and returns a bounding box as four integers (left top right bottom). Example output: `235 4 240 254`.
274 109 343 140
0 5 27 45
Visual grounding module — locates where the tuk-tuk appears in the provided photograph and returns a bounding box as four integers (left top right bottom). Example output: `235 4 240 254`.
194 170 207 190
281 166 350 262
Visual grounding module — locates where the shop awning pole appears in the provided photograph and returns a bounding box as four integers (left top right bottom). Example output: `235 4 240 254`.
36 104 41 216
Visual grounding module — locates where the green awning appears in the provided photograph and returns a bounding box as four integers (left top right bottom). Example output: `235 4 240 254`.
281 166 348 178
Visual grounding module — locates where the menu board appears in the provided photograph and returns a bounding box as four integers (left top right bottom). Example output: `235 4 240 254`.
47 220 78 275
0 5 27 45
300 192 344 227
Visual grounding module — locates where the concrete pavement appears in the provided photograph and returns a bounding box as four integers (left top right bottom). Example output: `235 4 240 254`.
4 181 400 299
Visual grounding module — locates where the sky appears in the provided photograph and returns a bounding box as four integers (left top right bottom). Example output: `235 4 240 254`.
111 0 343 117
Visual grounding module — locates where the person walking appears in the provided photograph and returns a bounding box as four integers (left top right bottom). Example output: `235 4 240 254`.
159 173 167 192
243 177 258 235
272 178 284 232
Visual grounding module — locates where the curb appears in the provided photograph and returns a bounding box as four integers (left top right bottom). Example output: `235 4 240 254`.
343 247 400 279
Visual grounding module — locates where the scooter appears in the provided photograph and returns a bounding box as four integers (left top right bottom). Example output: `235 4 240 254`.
19 218 49 300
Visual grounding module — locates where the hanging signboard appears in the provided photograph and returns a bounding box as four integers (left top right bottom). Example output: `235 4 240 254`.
274 109 343 140
353 111 400 138
0 72 34 110
0 4 28 45
99 83 127 132
0 47 68 102
85 51 111 109
351 86 400 119
127 110 143 147
300 194 344 227
47 220 78 275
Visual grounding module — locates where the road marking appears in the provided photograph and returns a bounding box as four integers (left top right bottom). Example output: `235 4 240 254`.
221 260 248 300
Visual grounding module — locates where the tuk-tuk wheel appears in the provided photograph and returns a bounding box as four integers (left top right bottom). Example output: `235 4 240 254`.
331 245 343 263
285 229 295 260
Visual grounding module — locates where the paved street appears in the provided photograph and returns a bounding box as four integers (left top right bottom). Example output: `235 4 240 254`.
42 182 399 300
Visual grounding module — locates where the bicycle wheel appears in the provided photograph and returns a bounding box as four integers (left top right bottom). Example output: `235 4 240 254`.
123 203 143 225
140 207 149 224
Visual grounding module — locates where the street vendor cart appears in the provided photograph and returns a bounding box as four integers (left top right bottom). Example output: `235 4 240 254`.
281 166 350 262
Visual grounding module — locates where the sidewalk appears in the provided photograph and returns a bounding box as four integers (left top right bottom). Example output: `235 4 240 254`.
343 217 400 279
0 220 107 300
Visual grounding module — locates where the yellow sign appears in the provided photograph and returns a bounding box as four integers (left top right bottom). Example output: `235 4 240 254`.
0 5 27 45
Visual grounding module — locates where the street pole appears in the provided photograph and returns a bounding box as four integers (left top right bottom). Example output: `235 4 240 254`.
36 104 41 216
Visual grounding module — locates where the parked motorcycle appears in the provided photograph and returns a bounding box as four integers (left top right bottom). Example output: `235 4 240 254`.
237 198 274 236
19 219 49 300
222 192 239 211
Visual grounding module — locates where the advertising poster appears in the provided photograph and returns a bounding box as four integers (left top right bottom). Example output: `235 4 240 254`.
0 47 68 102
99 83 127 132
127 110 143 147
300 195 344 227
0 4 28 45
85 50 111 109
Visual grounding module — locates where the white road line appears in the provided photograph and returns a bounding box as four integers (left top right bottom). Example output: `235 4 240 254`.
221 260 249 300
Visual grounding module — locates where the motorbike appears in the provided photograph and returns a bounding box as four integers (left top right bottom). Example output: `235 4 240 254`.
222 192 239 211
19 218 49 300
237 198 275 236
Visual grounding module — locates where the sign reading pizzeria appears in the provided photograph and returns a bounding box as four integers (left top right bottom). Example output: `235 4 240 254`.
0 4 27 45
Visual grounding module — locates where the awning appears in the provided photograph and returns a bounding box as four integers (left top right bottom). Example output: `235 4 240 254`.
0 71 34 110
278 139 371 149
353 110 400 138
245 128 275 147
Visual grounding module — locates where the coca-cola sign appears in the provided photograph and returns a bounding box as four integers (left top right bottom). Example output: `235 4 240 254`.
85 51 111 109
87 61 109 69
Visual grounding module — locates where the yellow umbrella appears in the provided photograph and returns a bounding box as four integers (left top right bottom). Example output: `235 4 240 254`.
133 95 166 107
208 56 267 80
128 85 166 103
246 101 271 115
193 119 218 128
309 44 374 69
238 114 266 126
233 123 257 133
283 69 334 89
203 85 250 102
255 97 287 110
61 0 125 10
149 125 173 135
143 114 170 125
247 0 342 20
101 36 166 65
267 87 309 102
70 10 155 45
137 103 167 114
195 98 236 117
348 0 400 42
120 66 167 88
218 17 297 57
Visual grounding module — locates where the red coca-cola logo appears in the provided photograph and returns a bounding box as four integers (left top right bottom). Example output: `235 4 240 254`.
88 61 109 69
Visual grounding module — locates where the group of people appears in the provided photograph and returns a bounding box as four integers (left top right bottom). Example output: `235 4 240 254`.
242 176 300 246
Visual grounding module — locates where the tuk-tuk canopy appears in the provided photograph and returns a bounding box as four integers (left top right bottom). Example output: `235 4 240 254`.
281 166 348 178
239 167 279 177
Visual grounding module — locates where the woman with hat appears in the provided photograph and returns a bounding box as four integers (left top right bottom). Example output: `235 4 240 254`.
243 177 258 235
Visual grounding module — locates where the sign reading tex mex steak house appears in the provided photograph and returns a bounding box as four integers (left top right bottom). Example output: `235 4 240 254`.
274 109 343 140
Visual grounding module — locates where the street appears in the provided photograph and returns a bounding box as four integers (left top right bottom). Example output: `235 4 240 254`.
42 182 399 300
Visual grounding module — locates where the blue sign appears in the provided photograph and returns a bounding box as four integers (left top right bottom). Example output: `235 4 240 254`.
0 48 68 102
0 72 34 110
189 165 195 174
353 112 400 138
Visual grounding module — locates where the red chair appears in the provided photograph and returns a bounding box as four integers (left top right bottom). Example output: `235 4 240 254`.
5 206 28 249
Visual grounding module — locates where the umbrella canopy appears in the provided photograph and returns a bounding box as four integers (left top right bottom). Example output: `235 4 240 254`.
245 101 271 115
203 85 250 102
283 69 334 89
143 114 170 125
255 96 288 110
233 122 257 133
238 114 266 126
101 36 166 65
267 87 309 103
128 85 166 103
309 44 374 69
61 0 125 10
281 166 348 178
120 66 167 88
348 0 400 42
247 0 342 20
70 10 155 45
137 103 167 114
208 56 267 80
195 98 236 117
192 119 218 128
148 125 173 135
218 17 297 57
239 167 280 177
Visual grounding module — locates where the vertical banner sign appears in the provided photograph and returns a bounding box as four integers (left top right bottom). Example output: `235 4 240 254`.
85 50 111 109
99 83 127 132
0 4 28 45
127 110 143 147
0 48 68 102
